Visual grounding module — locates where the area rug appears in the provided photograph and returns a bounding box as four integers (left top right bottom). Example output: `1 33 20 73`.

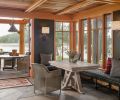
0 78 32 89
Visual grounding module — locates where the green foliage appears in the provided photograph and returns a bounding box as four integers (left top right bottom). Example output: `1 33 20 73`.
0 30 29 43
0 33 19 43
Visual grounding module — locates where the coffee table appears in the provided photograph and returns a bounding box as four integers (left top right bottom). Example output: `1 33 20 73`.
49 60 100 93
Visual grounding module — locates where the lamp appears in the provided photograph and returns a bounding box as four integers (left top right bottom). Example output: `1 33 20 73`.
41 26 50 40
112 21 120 30
8 20 18 32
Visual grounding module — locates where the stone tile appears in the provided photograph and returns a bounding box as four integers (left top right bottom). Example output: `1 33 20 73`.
0 85 118 100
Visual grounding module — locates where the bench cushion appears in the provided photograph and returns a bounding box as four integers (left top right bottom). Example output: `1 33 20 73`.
81 70 120 85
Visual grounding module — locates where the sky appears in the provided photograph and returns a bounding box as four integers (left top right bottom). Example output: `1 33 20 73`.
0 24 19 36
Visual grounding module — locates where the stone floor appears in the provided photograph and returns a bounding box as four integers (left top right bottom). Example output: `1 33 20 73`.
0 84 118 100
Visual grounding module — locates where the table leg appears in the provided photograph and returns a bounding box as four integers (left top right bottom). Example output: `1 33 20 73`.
1 58 4 71
14 58 17 70
62 71 84 93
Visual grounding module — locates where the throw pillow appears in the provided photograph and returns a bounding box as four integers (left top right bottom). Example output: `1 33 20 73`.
105 58 112 74
110 59 120 77
40 54 52 66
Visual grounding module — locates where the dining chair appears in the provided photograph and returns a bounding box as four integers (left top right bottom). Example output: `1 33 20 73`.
32 63 61 95
17 55 30 73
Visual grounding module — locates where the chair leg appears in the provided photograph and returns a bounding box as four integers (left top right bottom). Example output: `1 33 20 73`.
118 86 120 100
59 88 61 95
95 78 98 89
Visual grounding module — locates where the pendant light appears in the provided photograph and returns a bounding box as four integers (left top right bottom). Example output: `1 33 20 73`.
8 19 18 32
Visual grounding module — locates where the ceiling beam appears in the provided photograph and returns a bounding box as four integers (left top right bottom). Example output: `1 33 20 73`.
25 0 48 13
57 0 103 15
0 19 29 24
94 0 120 3
0 0 29 10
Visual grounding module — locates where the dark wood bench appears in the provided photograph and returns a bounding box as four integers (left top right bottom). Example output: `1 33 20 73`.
80 69 120 100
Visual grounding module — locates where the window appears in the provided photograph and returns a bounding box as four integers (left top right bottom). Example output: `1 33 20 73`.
24 23 31 53
82 19 88 62
105 14 112 58
75 22 79 52
55 22 70 61
90 17 102 64
0 24 19 52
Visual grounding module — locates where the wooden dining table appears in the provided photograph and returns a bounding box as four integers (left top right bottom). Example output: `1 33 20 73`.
49 60 100 93
0 54 26 71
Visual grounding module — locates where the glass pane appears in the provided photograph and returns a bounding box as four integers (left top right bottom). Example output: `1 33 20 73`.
24 23 30 53
106 15 112 28
83 20 88 30
0 24 19 52
63 22 70 31
98 29 102 65
55 22 62 31
84 30 88 62
91 30 98 63
76 22 79 52
106 28 112 58
91 19 96 29
56 32 62 61
63 32 70 60
76 31 79 52
76 22 79 31
97 18 102 29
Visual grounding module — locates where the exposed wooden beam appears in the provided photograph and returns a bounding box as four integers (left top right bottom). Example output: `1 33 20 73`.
94 0 120 3
25 0 48 13
57 0 102 15
0 19 28 24
0 0 29 10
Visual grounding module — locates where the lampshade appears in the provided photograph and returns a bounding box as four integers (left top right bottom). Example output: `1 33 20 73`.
8 23 18 32
112 21 120 30
42 27 50 34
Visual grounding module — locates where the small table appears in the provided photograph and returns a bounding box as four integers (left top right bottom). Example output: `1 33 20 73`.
49 60 100 93
0 55 26 71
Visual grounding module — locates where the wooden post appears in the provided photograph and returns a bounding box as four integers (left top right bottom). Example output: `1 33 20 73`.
102 15 106 69
19 24 25 54
87 18 91 63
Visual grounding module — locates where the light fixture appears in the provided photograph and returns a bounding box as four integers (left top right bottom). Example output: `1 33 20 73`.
112 21 120 30
8 20 18 32
41 26 50 40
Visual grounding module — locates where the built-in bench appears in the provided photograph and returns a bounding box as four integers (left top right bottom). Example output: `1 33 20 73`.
80 69 120 100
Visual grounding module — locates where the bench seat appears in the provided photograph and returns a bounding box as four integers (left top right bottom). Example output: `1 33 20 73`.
81 70 120 86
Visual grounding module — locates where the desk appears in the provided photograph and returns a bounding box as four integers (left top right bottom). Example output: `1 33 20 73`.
49 60 100 93
0 55 26 71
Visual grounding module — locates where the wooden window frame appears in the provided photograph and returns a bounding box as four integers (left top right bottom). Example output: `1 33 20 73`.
55 21 70 60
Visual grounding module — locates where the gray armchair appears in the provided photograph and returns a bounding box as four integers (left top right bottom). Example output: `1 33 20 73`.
32 63 61 95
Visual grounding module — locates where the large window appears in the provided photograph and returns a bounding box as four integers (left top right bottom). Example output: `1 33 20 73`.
91 17 102 64
0 24 19 52
105 14 112 58
55 22 70 61
82 19 88 62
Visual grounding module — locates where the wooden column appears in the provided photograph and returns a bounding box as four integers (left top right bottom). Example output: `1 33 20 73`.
87 18 91 63
73 21 76 51
70 21 77 51
79 20 84 61
19 24 25 54
102 15 106 69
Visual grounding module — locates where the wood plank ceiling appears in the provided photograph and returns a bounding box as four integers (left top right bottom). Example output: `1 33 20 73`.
0 0 119 15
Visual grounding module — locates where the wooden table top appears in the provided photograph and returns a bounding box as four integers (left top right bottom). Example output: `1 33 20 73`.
49 60 100 72
0 54 26 58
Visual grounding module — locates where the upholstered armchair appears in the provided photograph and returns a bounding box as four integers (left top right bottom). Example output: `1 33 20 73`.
32 63 61 95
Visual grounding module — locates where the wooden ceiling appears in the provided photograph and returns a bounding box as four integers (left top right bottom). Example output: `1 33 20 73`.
0 0 119 15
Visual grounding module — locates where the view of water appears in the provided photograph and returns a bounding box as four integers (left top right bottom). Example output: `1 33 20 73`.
0 43 29 53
